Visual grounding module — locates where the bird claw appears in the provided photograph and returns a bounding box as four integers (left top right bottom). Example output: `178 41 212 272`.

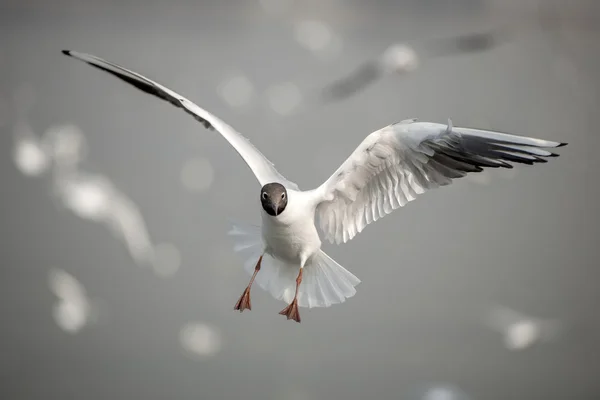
279 299 301 323
234 287 252 312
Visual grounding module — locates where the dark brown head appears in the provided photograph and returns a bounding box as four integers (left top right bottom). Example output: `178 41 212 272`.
260 183 288 217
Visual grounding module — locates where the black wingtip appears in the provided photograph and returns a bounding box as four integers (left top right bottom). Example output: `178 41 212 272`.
557 142 568 147
62 50 72 56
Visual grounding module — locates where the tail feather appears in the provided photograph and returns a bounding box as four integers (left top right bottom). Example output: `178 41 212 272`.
228 221 360 308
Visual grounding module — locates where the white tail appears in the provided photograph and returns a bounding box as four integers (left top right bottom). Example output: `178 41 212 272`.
228 221 360 308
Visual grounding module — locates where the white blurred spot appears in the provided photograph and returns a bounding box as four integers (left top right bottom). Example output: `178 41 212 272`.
259 0 293 16
43 124 88 168
425 388 453 400
421 384 469 400
153 242 181 277
180 157 214 192
179 322 222 358
382 44 419 74
49 269 91 334
266 82 302 116
49 269 87 300
54 172 155 266
53 300 89 333
107 193 155 266
485 306 562 351
59 176 112 221
12 120 51 177
217 74 255 108
294 20 334 53
505 320 540 350
13 136 50 177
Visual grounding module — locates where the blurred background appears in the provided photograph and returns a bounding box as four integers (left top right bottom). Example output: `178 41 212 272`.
1 0 599 399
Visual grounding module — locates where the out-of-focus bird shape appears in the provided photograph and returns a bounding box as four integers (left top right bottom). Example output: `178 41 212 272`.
45 125 157 267
12 121 157 267
49 269 93 334
320 27 512 103
321 2 600 104
485 306 563 351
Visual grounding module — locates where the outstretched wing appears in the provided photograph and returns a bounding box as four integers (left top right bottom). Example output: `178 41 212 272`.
62 50 299 190
314 119 566 244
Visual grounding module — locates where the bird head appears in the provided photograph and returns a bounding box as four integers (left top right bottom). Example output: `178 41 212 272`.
260 183 288 217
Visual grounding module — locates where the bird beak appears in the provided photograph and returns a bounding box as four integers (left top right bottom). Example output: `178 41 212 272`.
274 204 279 216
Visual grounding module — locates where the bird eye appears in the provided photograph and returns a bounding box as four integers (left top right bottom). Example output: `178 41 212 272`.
262 192 268 200
281 193 286 199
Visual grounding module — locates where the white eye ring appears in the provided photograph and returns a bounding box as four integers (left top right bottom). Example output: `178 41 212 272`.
262 192 268 200
281 193 285 199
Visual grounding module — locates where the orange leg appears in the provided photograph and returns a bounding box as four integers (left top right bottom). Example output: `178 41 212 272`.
233 255 262 312
278 268 303 323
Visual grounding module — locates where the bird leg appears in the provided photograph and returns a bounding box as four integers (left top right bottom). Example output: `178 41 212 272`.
279 268 303 323
234 255 262 312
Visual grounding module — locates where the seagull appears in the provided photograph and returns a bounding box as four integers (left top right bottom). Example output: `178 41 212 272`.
321 28 512 103
62 50 567 323
321 4 600 104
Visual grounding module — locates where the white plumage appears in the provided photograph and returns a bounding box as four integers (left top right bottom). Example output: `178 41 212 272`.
314 119 565 244
229 222 359 308
62 50 566 322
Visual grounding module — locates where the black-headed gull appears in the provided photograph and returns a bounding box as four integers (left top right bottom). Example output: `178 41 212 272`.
62 50 567 323
320 28 512 103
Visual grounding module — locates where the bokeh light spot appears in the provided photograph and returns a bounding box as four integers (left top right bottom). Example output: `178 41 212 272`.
180 157 215 192
153 242 182 277
179 322 222 358
217 74 255 108
266 82 302 116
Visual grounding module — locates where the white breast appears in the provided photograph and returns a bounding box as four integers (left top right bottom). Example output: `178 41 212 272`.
261 189 322 265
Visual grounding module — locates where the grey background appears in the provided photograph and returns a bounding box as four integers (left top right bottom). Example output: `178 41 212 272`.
1 0 599 399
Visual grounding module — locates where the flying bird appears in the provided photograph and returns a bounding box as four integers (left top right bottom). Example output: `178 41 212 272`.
321 3 600 104
321 28 512 103
62 50 567 323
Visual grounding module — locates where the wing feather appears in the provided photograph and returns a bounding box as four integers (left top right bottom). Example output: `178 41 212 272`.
62 50 298 190
315 119 566 244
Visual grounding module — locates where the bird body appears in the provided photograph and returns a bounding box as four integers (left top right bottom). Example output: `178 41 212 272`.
261 188 322 266
62 49 566 323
